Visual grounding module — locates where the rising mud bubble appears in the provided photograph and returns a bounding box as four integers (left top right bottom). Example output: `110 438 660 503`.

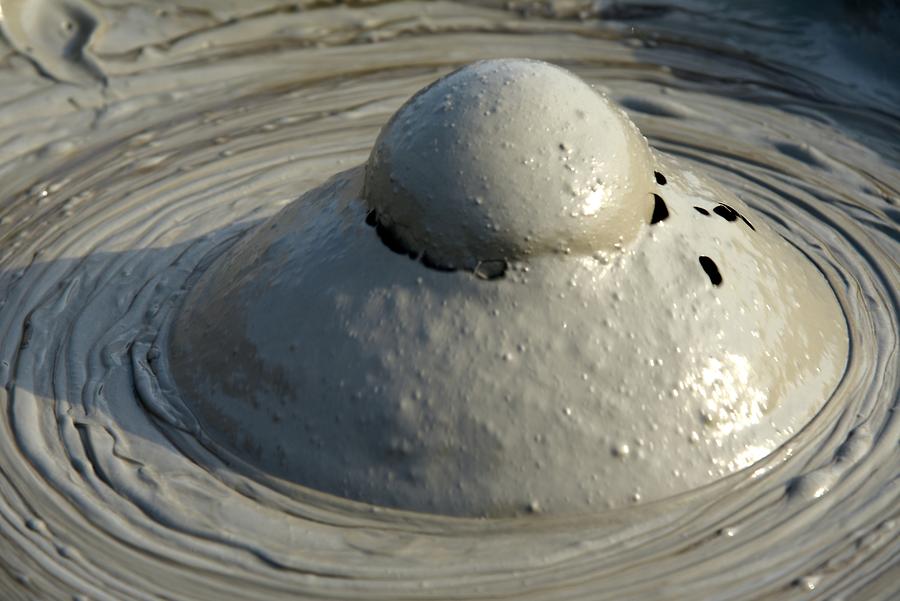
363 59 655 269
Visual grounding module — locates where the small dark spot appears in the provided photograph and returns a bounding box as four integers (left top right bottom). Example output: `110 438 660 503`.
474 260 507 280
421 253 456 272
693 206 710 216
654 171 667 185
20 319 32 350
698 256 722 287
365 209 377 227
650 194 669 224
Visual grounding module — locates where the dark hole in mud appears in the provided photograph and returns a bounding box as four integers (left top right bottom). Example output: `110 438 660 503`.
650 194 669 224
375 222 417 258
713 204 738 222
369 213 500 279
654 171 667 185
698 256 722 286
714 203 755 231
474 260 507 280
421 253 457 272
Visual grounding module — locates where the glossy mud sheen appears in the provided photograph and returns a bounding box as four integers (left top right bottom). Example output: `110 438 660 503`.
0 1 897 600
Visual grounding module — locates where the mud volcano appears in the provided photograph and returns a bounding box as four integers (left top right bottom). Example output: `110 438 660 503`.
168 60 848 517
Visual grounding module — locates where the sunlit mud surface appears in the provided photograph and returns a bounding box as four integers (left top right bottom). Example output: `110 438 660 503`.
0 1 897 599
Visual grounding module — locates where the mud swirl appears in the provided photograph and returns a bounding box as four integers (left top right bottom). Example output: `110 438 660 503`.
0 1 897 599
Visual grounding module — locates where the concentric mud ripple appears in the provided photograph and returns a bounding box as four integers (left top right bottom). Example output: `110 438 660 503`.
0 2 897 600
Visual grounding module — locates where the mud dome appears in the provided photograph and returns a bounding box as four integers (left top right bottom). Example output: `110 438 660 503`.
363 59 655 267
168 60 848 517
0 1 897 600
